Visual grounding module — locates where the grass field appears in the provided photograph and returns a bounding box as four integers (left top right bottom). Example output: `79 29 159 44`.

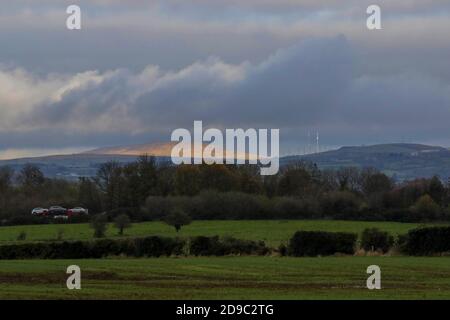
0 256 449 299
1 220 449 300
0 220 440 247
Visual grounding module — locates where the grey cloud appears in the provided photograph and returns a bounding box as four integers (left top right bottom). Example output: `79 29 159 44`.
2 36 450 153
1 1 450 154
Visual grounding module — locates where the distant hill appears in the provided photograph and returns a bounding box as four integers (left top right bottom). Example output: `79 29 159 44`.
1 142 450 181
83 142 257 160
0 153 151 181
0 142 255 180
283 143 450 181
83 142 177 157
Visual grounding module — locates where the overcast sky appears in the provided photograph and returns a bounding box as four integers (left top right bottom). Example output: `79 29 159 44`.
1 0 450 159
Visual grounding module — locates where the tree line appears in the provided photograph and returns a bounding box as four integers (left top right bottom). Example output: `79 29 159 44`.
1 155 450 225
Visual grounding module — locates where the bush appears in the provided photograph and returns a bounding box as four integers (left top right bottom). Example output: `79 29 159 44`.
273 197 320 219
162 208 192 232
288 231 357 256
114 214 131 235
134 236 185 257
278 243 287 256
189 236 268 256
403 226 450 255
0 236 186 259
321 191 362 219
410 195 441 221
2 215 49 226
90 214 108 238
361 228 394 253
16 231 27 241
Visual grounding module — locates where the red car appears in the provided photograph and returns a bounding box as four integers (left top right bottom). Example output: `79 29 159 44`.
67 207 89 217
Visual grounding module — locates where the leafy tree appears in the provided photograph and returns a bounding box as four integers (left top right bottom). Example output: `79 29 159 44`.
136 154 158 200
90 214 108 238
428 176 445 205
336 167 361 192
114 214 131 235
95 161 124 211
0 166 14 213
361 169 392 196
163 208 192 232
0 166 14 193
78 177 102 214
410 194 441 221
18 164 45 194
121 162 141 208
174 165 202 196
200 164 239 192
237 165 263 194
277 162 320 196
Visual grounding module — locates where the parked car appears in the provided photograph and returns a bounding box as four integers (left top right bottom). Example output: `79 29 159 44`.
67 207 89 217
31 207 48 216
48 206 67 216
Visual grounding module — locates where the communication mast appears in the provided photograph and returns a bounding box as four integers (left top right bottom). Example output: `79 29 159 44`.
316 130 319 153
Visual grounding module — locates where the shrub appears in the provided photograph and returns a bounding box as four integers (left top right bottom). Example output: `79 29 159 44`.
189 236 220 256
361 228 394 253
189 236 268 256
134 236 185 257
273 197 320 219
278 243 287 256
90 214 108 238
288 231 357 256
0 236 186 259
89 239 122 258
403 226 450 255
163 208 192 232
3 215 49 226
321 191 362 219
16 231 27 241
410 195 441 221
114 214 131 235
221 237 269 255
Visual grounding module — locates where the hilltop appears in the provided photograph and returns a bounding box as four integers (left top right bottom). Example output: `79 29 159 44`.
1 143 450 181
284 143 450 180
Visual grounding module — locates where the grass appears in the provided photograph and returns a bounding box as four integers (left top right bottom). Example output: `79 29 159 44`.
1 220 449 300
0 256 449 299
0 220 440 247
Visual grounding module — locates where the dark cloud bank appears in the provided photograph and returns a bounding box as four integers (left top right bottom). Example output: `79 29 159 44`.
1 35 449 154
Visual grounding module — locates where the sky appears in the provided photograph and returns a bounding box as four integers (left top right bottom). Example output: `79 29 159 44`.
1 0 450 159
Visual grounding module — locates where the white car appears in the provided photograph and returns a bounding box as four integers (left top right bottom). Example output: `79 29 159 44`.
68 207 89 216
31 207 48 216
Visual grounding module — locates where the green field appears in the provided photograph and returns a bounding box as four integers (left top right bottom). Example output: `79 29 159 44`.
1 220 449 300
1 256 449 299
0 220 439 247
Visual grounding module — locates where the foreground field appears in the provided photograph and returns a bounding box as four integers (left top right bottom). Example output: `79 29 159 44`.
0 220 439 247
0 256 449 299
